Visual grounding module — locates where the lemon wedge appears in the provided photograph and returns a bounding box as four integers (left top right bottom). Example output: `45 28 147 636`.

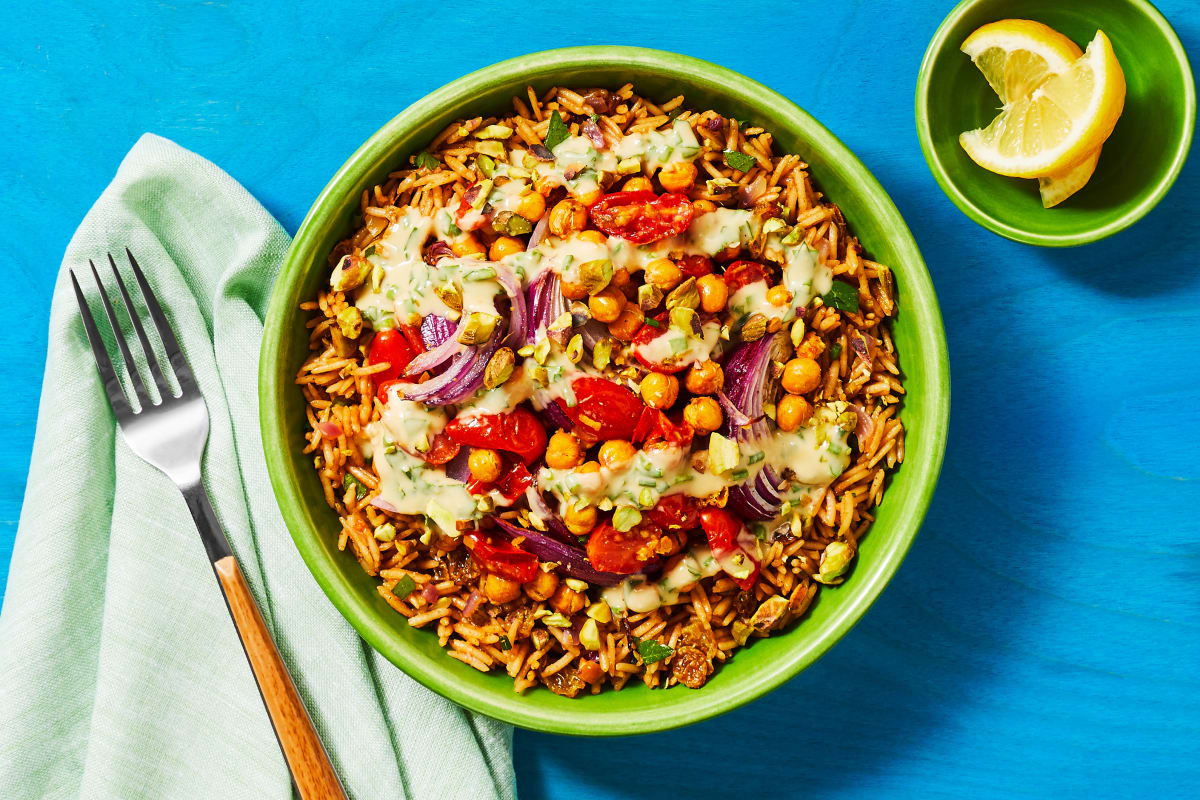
959 28 1125 179
1037 147 1101 208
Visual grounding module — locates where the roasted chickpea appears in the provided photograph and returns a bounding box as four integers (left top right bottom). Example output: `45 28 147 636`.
549 198 588 237
467 448 503 483
766 285 793 307
577 460 601 474
775 394 812 432
545 430 584 469
607 303 644 341
450 234 485 257
795 331 826 359
524 569 559 601
516 191 546 222
644 258 683 292
598 439 636 469
692 199 717 215
589 285 626 323
611 266 634 297
577 187 603 206
683 397 723 434
488 236 523 261
685 360 724 395
560 278 589 300
549 584 587 616
696 274 729 313
658 161 698 193
640 372 679 409
483 573 521 604
564 504 598 536
781 357 821 394
578 229 608 246
623 176 653 192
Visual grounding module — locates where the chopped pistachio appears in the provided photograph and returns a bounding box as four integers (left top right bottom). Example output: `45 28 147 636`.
425 499 457 537
569 300 591 327
706 177 738 193
637 487 655 508
336 306 363 339
579 618 601 650
761 217 788 236
749 596 789 632
564 578 589 593
330 254 370 292
592 338 614 370
474 123 513 139
638 282 664 311
665 276 699 311
790 318 806 348
815 540 854 585
542 612 572 628
373 523 397 542
532 337 551 364
517 344 534 357
476 153 496 177
669 306 699 336
731 620 753 646
548 311 573 332
483 347 515 389
566 334 584 364
708 432 740 475
741 313 768 342
474 140 505 158
457 312 499 345
469 179 493 210
579 259 613 295
612 505 642 532
586 600 612 623
597 497 614 512
780 226 802 245
507 214 533 235
616 157 641 175
433 280 464 313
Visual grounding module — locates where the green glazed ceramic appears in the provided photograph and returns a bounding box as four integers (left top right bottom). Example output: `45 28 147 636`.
260 46 949 735
916 0 1195 246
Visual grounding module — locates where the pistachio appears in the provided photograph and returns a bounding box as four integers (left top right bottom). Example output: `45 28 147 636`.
638 282 664 311
616 157 641 175
706 177 738 193
579 259 613 295
708 432 740 475
566 334 584 364
669 306 699 337
532 365 549 385
740 313 769 342
330 254 370 292
532 337 551 364
476 153 496 177
474 140 505 158
591 338 614 370
789 318 806 348
548 312 573 333
780 226 803 245
433 281 463 313
665 277 699 311
586 600 612 623
507 214 533 235
336 306 363 339
579 618 602 650
761 217 788 236
749 596 789 633
731 619 753 646
569 300 591 327
612 506 642 532
373 523 397 543
484 347 515 389
815 540 855 585
542 612 572 628
517 344 534 357
637 488 656 508
469 179 493 210
457 312 499 345
473 123 513 139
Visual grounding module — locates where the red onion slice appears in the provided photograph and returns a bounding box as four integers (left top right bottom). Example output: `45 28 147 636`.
401 322 505 405
316 421 343 439
491 516 625 586
369 496 399 513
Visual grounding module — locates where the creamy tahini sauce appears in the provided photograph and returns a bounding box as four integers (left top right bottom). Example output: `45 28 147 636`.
728 243 831 324
635 321 722 370
603 546 722 614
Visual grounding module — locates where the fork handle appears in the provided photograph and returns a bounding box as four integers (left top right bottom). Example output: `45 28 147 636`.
213 555 348 800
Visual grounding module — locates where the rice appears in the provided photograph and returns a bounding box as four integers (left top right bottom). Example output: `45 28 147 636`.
295 84 904 696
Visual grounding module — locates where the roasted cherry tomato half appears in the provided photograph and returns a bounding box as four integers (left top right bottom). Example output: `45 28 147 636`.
677 254 714 278
420 431 461 466
368 329 419 398
588 191 694 245
586 520 661 575
631 407 694 448
698 508 761 590
464 531 538 583
444 407 548 466
466 456 532 505
556 377 643 442
648 494 701 532
722 260 773 294
631 313 689 374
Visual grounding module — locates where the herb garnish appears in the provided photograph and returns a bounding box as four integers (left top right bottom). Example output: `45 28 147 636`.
544 111 569 152
723 150 756 173
829 342 843 359
636 639 674 664
498 635 512 651
414 151 440 171
643 317 662 329
392 575 417 599
822 281 859 312
343 474 368 500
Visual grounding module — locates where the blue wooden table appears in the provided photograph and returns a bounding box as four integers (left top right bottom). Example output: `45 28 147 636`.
3 1 1197 797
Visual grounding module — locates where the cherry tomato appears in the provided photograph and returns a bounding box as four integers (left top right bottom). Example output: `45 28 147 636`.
722 260 772 294
444 407 548 466
398 323 426 355
466 457 532 505
698 508 761 590
677 255 713 278
556 377 643 442
631 313 688 374
369 329 418 397
588 191 694 245
464 532 538 582
376 380 402 405
648 494 700 532
586 520 661 574
631 407 694 448
455 185 490 231
421 431 461 466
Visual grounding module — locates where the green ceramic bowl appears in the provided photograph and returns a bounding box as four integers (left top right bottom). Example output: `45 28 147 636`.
916 0 1195 246
260 46 949 735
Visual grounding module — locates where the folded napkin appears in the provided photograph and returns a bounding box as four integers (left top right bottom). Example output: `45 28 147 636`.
0 134 515 800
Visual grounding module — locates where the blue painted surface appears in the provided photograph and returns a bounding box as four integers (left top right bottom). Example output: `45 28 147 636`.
2 1 1197 797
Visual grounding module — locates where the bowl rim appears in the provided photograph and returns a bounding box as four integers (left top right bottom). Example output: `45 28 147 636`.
260 45 950 735
914 0 1196 247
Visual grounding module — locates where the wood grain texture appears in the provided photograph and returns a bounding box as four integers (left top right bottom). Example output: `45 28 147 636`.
213 556 346 800
0 1 1197 798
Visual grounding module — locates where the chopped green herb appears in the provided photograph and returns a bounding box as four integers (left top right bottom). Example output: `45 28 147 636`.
342 474 368 500
723 150 757 173
822 281 859 312
465 266 497 281
829 343 843 359
731 468 749 480
498 635 512 651
447 220 462 236
544 111 569 151
414 151 440 171
637 639 674 664
363 245 376 258
392 575 417 599
746 451 765 465
643 317 662 329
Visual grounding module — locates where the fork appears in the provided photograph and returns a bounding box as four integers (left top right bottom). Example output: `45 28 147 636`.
70 249 347 800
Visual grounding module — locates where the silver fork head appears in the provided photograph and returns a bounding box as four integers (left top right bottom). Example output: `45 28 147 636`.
70 249 210 488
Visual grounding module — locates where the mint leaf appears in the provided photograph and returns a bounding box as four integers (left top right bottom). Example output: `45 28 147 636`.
392 575 416 599
343 474 368 500
544 111 569 152
637 639 674 664
822 281 859 312
414 151 440 171
723 150 756 173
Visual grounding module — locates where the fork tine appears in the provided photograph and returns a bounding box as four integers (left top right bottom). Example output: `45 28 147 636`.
89 259 151 408
107 253 172 399
123 248 197 394
70 270 134 419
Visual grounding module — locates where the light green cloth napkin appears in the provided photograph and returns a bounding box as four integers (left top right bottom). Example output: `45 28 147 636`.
0 134 516 800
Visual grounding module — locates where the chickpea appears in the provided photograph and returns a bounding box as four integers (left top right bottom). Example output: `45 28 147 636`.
578 229 608 246
488 236 524 261
696 274 729 313
611 267 634 297
685 360 724 395
658 161 698 193
598 439 636 469
546 430 585 469
766 285 793 307
781 357 821 394
795 331 826 360
644 258 683 292
564 504 598 536
623 176 653 192
640 372 680 409
692 199 717 215
524 569 559 601
450 234 485 257
483 573 521 604
589 285 626 323
516 191 546 222
467 448 503 483
560 278 589 300
577 460 601 474
683 397 723 434
549 584 587 616
534 175 558 196
607 303 644 341
776 394 812 432
577 187 603 206
549 198 588 237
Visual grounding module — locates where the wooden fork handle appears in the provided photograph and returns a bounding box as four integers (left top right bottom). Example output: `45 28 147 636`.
214 556 347 800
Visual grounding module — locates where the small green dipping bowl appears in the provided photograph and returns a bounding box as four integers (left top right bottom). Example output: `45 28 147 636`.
916 0 1195 246
261 47 949 735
